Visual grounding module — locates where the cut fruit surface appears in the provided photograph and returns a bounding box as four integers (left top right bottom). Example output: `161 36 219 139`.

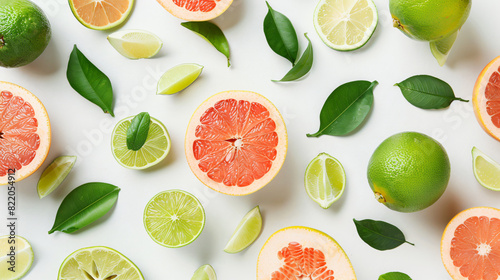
156 63 203 95
224 206 262 253
257 226 356 280
192 264 217 280
472 147 500 191
441 207 500 280
305 153 345 209
107 30 163 59
473 56 500 142
155 0 233 21
58 246 144 280
0 81 51 185
69 0 134 30
185 90 288 196
0 235 34 280
37 156 77 198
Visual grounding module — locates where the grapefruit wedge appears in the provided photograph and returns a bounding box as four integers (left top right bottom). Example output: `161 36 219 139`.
257 226 356 280
0 82 51 185
155 0 233 21
441 207 500 280
69 0 134 30
473 56 500 142
185 90 287 196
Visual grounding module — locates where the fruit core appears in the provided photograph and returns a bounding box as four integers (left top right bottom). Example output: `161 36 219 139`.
485 67 500 128
173 0 219 12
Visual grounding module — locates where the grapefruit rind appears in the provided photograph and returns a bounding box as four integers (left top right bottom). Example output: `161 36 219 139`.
185 90 288 196
68 0 134 30
155 0 233 21
257 226 356 280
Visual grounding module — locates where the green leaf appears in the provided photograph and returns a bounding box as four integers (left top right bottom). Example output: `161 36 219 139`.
181 21 231 67
395 75 468 109
353 219 414 251
126 112 151 151
48 182 120 234
67 45 115 116
273 33 313 82
263 1 298 65
307 80 378 137
379 272 412 280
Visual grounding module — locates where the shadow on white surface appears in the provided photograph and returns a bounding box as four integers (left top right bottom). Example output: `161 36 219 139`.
22 39 61 75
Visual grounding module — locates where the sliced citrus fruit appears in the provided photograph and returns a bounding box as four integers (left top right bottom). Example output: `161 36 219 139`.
69 0 134 30
472 147 500 191
155 0 233 21
0 235 34 280
441 207 500 280
58 246 144 280
107 30 163 59
192 264 216 280
305 153 346 209
473 56 500 142
144 190 205 248
257 226 356 279
185 90 288 196
0 81 51 185
314 0 378 51
224 206 262 254
37 156 76 198
111 115 170 169
157 63 203 95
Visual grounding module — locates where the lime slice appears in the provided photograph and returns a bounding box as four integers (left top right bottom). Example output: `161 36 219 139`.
472 147 500 191
0 236 33 280
58 246 144 280
144 190 205 248
224 206 262 254
37 156 77 198
305 153 346 209
430 30 459 66
107 30 163 59
192 264 217 280
156 63 203 95
314 0 378 51
111 116 171 169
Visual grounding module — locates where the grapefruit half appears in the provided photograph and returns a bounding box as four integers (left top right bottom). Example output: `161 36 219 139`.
257 226 356 280
441 207 500 280
0 82 51 185
473 56 500 142
69 0 134 30
155 0 233 21
185 90 287 196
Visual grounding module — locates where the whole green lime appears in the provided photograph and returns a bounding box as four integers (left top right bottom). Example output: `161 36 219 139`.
389 0 471 41
367 132 450 213
0 0 51 67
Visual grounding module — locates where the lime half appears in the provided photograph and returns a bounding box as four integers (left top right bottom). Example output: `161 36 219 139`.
111 116 170 169
472 147 500 191
224 206 262 254
305 153 346 209
58 246 144 280
0 235 33 280
156 63 203 95
37 156 76 198
108 30 163 59
192 264 216 280
144 190 205 248
314 0 378 51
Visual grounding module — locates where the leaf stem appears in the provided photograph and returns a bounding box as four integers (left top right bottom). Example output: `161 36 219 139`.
405 240 415 246
454 97 469 102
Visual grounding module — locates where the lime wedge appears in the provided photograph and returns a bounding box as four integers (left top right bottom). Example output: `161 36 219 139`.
156 63 203 95
111 116 171 170
192 264 217 280
58 246 144 280
144 190 205 248
430 30 459 66
314 0 378 51
37 156 76 198
0 236 33 280
305 153 346 209
472 147 500 191
224 206 262 254
107 30 163 59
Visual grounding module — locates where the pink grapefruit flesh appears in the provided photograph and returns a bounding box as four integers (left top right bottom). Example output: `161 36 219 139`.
155 0 233 21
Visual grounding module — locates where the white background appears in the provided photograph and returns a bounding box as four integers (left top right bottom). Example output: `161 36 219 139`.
1 0 500 279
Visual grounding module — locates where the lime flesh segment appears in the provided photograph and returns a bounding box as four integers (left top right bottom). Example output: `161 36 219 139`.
156 63 203 95
108 30 163 59
224 206 262 254
111 116 171 170
58 246 144 280
37 156 76 198
305 153 346 209
192 264 217 280
314 0 378 51
0 236 33 280
430 30 459 66
144 190 205 248
472 147 500 191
